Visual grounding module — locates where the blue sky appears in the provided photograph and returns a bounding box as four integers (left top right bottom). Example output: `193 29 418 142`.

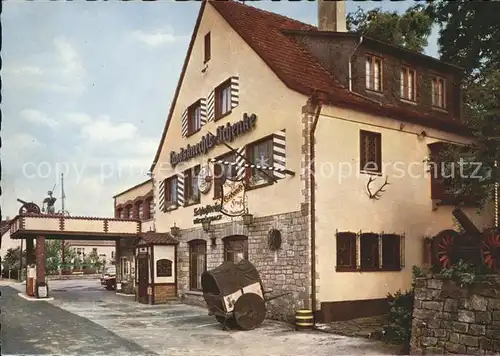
1 0 440 218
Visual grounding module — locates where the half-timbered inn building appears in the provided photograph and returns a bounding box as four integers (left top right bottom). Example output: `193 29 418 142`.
7 0 493 322
136 0 493 322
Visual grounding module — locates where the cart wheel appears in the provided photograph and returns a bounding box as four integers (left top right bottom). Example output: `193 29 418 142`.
233 293 266 330
481 232 500 272
431 230 459 270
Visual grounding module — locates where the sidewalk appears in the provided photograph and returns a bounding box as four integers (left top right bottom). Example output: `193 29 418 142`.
0 278 22 286
315 315 387 339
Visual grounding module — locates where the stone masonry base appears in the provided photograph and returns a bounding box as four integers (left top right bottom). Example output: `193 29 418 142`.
176 210 310 323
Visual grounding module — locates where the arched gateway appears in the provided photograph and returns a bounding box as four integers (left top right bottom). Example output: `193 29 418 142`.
8 204 178 301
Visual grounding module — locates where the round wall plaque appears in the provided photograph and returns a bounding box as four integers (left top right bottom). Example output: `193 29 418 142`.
268 229 282 251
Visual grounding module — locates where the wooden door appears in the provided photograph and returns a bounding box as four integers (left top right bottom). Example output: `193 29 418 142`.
137 255 149 304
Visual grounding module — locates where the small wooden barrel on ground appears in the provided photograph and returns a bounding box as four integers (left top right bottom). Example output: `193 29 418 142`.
295 309 314 331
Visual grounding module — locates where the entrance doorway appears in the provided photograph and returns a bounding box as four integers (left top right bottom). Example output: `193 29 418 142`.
137 254 149 303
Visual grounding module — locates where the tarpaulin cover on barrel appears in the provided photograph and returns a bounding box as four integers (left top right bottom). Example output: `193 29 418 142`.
201 260 261 297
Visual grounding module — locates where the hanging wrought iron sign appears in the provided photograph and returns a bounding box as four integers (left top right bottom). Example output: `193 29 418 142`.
220 177 247 217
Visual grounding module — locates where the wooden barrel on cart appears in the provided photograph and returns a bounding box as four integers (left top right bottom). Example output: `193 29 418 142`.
295 309 314 330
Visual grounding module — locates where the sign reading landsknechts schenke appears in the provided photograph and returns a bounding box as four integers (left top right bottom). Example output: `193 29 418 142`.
170 113 257 167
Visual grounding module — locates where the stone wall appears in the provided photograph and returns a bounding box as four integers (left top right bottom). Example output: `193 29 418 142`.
411 275 500 355
176 210 310 322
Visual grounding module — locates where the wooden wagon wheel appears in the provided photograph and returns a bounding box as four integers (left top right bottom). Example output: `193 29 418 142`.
481 231 500 272
233 293 266 331
431 230 459 270
19 202 41 215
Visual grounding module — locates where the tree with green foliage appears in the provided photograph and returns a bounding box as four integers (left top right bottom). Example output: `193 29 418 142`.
427 1 500 82
426 1 500 209
2 246 25 272
347 1 499 209
347 5 433 53
44 240 76 274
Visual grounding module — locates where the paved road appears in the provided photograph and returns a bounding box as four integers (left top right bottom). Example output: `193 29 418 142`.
2 279 400 355
0 283 151 355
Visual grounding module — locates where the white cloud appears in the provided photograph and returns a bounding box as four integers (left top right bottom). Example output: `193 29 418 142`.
3 36 87 94
5 133 44 151
130 28 179 47
65 112 93 125
53 36 85 78
21 109 58 128
80 116 138 142
2 65 43 76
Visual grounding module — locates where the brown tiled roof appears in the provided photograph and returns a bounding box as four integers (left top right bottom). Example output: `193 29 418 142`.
151 0 470 171
136 232 179 246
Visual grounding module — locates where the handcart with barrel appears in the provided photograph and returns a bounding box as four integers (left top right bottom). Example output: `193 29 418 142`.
201 259 289 330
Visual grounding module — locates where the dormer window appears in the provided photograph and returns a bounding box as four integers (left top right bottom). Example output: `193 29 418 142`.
187 101 202 136
204 32 211 64
215 79 232 120
366 55 382 92
432 76 446 109
400 67 416 102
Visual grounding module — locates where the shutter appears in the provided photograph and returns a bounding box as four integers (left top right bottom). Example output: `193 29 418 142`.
177 172 185 206
235 146 246 180
207 90 215 122
428 142 446 200
273 129 286 179
200 98 207 126
158 179 166 212
181 109 188 137
230 76 239 108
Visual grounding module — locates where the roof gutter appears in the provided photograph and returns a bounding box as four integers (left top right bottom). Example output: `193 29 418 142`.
309 95 322 321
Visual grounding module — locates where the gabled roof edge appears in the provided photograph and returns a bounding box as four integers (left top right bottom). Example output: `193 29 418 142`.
150 1 208 173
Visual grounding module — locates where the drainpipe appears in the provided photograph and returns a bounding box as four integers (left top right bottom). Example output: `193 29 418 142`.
348 36 363 93
309 95 323 321
495 160 499 228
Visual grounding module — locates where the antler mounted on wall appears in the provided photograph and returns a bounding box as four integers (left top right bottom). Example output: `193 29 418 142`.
366 175 390 200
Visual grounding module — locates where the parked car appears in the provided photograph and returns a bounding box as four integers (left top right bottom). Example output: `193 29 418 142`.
100 266 116 291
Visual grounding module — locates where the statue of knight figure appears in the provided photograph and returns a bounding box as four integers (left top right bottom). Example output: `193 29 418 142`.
42 190 57 214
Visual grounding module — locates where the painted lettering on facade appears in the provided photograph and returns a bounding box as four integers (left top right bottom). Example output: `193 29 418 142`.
170 113 257 167
193 203 223 224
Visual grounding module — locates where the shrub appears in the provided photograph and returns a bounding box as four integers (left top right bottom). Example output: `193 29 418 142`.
383 266 426 348
439 259 491 287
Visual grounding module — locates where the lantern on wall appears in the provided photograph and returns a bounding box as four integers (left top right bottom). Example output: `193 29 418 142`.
170 222 180 237
202 218 212 233
242 213 254 226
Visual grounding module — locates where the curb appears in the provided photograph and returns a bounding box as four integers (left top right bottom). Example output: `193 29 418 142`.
116 293 135 297
17 293 54 301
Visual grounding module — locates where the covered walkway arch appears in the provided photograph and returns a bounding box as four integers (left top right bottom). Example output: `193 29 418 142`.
9 213 141 298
